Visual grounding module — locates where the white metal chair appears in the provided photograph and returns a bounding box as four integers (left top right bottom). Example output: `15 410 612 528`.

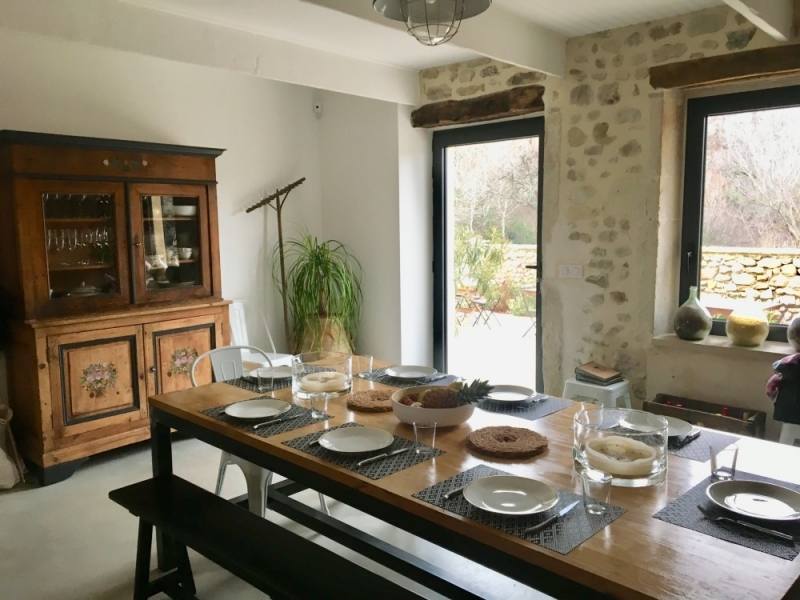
191 345 329 517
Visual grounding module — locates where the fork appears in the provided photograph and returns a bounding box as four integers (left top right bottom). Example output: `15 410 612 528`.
697 504 797 542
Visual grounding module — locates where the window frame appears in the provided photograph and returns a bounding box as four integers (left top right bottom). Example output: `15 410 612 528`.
681 84 800 342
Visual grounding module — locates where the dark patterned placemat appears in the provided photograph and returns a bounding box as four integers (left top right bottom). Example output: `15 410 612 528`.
282 422 443 480
478 396 573 422
668 429 739 462
356 368 459 388
224 376 292 393
654 472 800 560
202 401 330 438
414 465 624 555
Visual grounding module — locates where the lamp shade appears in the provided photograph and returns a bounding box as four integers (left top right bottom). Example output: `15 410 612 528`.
374 0 492 46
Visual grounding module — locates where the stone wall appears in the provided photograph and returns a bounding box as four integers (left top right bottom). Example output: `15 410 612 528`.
701 247 800 319
420 6 781 401
496 244 537 287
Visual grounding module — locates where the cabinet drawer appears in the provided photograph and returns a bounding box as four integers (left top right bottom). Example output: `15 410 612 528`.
47 325 146 438
144 313 224 397
9 143 217 181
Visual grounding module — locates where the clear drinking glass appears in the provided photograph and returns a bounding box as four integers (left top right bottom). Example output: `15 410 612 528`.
580 468 612 515
255 366 275 394
361 354 374 376
412 421 438 456
710 445 739 481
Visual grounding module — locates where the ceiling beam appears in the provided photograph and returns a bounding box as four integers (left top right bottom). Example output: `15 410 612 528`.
301 0 566 77
0 0 420 105
723 0 796 41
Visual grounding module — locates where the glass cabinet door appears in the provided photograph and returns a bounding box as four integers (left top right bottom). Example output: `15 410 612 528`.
21 180 131 315
128 183 211 303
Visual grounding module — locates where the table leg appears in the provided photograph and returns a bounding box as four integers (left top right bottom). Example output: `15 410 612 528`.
150 418 176 571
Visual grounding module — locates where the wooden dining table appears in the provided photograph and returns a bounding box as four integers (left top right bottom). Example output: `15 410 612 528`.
148 356 800 599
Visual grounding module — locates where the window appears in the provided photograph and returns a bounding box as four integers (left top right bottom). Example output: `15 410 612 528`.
681 85 800 342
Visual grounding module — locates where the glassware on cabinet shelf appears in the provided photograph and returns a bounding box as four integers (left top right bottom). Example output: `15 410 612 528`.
42 192 119 299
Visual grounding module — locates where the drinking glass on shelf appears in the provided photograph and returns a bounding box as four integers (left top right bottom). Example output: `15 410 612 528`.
412 421 438 456
46 229 55 252
66 229 77 253
56 229 66 253
710 445 739 481
580 468 612 515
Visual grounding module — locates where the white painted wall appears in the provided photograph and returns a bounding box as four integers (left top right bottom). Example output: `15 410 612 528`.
317 91 403 363
0 28 323 355
397 106 433 366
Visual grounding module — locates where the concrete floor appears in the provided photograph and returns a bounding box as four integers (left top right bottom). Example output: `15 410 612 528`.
0 437 552 599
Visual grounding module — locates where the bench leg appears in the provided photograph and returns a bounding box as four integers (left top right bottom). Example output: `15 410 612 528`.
173 543 196 597
134 520 153 600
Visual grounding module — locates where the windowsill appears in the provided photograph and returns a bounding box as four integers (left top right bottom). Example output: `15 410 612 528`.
652 333 794 360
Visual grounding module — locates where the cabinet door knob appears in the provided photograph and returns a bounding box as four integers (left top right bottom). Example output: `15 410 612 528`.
149 366 157 373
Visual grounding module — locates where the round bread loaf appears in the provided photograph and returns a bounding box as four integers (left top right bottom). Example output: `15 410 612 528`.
467 426 548 459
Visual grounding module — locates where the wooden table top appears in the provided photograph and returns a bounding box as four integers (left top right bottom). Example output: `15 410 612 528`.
150 357 800 600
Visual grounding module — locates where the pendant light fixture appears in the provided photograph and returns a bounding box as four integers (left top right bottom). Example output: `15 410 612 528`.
373 0 492 46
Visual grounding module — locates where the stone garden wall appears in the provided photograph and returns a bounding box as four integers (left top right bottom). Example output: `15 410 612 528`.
701 247 800 320
497 244 537 287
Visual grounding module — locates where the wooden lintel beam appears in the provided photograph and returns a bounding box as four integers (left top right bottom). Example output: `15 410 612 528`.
410 85 545 129
649 44 800 89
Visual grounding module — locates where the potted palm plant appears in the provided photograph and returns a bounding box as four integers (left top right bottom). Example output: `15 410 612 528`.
279 235 362 353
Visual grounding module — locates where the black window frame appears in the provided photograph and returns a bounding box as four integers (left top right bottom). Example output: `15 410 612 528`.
681 84 800 342
432 117 545 391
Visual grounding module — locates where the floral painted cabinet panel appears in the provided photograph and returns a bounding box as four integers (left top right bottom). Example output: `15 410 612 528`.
47 325 146 438
143 313 223 397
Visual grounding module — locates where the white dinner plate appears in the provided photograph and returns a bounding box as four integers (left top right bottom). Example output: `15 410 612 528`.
706 480 800 522
224 397 291 420
318 427 394 454
485 385 535 403
249 366 292 380
463 475 559 516
665 416 693 438
385 365 438 380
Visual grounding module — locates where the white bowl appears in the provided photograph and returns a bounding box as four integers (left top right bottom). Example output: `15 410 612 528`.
391 386 475 427
173 205 197 216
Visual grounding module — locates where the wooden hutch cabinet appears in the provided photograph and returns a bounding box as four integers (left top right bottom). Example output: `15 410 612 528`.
0 131 230 484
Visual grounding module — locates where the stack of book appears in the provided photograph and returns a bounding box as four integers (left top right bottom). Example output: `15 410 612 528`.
575 362 623 386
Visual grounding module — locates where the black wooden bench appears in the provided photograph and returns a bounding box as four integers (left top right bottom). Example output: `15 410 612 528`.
109 475 423 599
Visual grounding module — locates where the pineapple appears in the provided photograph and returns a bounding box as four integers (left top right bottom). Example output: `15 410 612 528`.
414 379 493 408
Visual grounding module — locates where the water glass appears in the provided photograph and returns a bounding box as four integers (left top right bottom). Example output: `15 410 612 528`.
255 367 274 394
361 355 374 376
580 468 612 515
412 421 437 456
710 445 739 481
308 393 329 419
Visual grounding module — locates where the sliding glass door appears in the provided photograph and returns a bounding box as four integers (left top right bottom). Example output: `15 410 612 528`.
433 118 544 391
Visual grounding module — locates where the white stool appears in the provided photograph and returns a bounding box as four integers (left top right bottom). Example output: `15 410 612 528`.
779 422 800 447
562 378 632 409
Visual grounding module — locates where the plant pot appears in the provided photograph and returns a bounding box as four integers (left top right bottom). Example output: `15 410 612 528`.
295 317 353 354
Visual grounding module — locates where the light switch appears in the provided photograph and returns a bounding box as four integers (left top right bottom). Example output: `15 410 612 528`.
558 264 584 279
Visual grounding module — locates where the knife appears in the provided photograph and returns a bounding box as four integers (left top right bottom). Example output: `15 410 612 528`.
670 429 701 449
524 500 581 534
356 447 410 468
251 413 302 430
443 484 468 501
